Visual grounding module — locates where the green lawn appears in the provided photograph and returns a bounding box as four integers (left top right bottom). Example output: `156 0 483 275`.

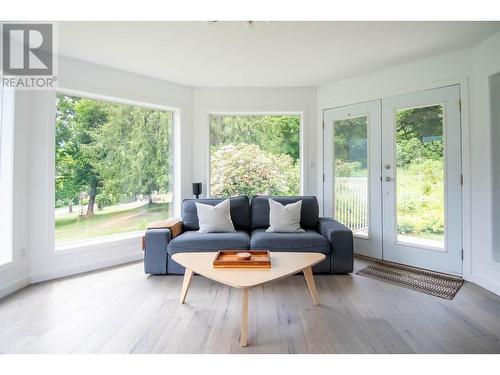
55 202 172 244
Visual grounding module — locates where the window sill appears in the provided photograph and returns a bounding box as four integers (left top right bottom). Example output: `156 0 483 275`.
0 259 15 272
55 231 144 255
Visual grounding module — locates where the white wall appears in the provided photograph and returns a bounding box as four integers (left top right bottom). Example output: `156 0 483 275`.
468 31 500 294
192 87 317 197
0 91 31 298
317 30 500 294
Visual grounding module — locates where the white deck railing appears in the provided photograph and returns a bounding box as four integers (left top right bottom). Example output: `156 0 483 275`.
335 176 368 233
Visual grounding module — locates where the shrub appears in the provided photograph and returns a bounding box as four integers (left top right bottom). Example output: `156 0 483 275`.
335 160 363 177
397 222 417 235
210 143 300 197
96 193 113 210
397 138 443 167
396 159 444 239
422 217 445 235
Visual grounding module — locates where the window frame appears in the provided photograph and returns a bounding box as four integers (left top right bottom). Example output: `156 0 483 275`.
53 88 180 252
207 111 304 198
0 87 15 269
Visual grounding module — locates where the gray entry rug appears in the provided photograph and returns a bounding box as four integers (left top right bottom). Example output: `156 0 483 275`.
357 260 464 300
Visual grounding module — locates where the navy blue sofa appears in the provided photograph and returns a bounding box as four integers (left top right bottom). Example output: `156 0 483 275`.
144 195 353 275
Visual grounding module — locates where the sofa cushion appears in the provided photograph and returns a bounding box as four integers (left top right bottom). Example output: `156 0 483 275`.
266 198 305 233
196 199 235 233
167 230 250 255
250 196 319 230
182 196 250 231
250 229 330 254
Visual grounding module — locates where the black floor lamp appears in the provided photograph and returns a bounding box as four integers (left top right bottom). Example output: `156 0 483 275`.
192 183 202 199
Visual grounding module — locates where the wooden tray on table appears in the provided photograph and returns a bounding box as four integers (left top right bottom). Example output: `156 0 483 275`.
213 250 271 268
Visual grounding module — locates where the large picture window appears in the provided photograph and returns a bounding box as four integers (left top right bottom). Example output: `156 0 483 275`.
209 114 301 197
55 94 174 246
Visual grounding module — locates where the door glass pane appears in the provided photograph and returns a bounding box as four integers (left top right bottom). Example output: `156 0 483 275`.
395 104 445 249
334 116 368 236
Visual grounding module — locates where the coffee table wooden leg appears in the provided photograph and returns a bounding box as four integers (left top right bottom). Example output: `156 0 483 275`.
240 288 249 347
179 268 193 304
303 266 320 305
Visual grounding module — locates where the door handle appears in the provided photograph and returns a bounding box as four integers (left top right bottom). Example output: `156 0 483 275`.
385 176 392 182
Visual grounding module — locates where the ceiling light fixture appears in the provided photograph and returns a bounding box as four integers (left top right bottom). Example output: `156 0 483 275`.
205 21 255 29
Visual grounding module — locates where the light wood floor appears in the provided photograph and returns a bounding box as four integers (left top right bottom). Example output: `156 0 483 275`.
1 257 500 354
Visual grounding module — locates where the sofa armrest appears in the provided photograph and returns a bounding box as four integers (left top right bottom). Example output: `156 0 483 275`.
147 218 183 237
142 218 183 250
143 218 183 274
318 217 353 273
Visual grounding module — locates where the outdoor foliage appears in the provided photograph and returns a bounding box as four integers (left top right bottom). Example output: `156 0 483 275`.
210 115 300 161
56 94 173 212
333 116 368 176
396 159 444 237
395 106 444 239
333 105 445 241
210 115 300 197
211 144 300 197
55 94 173 243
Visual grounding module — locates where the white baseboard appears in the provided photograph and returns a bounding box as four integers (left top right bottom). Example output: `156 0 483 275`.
467 273 500 297
0 275 31 299
30 252 144 284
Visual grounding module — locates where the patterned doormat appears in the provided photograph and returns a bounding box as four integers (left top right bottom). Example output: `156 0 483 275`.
357 260 464 300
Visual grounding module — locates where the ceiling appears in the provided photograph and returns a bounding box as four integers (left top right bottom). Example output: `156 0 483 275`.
58 21 500 87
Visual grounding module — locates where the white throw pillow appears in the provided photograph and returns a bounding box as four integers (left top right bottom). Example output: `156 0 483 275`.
195 199 236 233
266 198 305 233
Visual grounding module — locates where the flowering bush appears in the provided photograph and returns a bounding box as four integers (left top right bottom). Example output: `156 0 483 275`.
210 143 300 197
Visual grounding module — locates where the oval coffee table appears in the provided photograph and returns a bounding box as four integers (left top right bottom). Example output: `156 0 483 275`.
171 252 326 347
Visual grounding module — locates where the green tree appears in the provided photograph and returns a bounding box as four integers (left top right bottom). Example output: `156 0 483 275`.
395 105 444 167
210 115 300 161
333 116 368 175
91 105 173 206
396 105 443 141
87 103 135 206
72 99 109 216
55 95 81 212
129 108 172 204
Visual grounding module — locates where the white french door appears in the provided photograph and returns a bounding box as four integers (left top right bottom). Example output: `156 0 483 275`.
323 100 382 259
381 85 462 275
324 85 463 275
